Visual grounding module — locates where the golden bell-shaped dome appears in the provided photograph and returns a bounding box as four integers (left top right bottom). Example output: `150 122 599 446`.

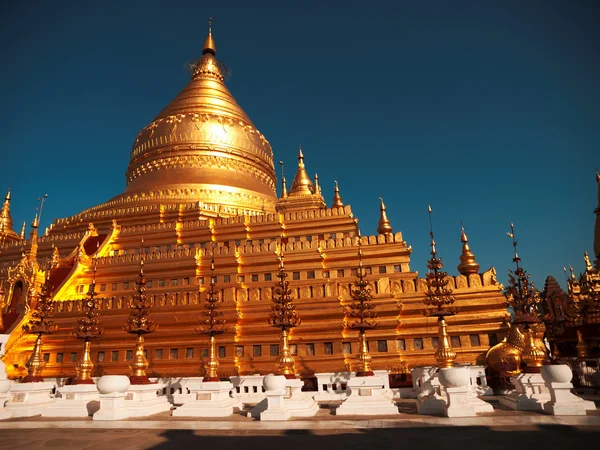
106 20 277 215
486 323 525 377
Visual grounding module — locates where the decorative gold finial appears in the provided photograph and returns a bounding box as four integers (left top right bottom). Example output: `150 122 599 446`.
314 174 321 195
583 250 593 271
269 235 301 378
279 161 288 198
196 249 227 381
22 272 58 382
332 180 344 208
0 188 18 242
20 221 26 239
203 17 216 55
341 219 378 376
504 222 546 373
377 197 393 236
289 145 314 195
72 253 104 384
124 252 156 384
457 222 480 275
423 205 458 368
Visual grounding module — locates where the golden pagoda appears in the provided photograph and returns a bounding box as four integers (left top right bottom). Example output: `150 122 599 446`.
0 21 510 381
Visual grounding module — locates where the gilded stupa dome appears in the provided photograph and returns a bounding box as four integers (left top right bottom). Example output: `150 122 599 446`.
102 21 277 215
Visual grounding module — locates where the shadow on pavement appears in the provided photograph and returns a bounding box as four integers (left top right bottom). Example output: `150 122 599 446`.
147 425 599 450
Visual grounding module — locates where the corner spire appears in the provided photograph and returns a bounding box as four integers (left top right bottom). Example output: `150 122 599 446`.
377 197 393 236
289 145 314 196
0 189 19 242
203 17 216 56
457 222 480 275
279 161 288 199
332 180 344 208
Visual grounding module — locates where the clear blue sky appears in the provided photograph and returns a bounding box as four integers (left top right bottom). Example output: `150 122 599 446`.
1 1 598 290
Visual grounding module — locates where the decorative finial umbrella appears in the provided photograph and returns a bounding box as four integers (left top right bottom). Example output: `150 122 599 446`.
505 223 546 373
196 249 227 381
268 234 301 378
72 250 104 384
342 219 378 376
123 240 156 384
22 271 58 382
423 206 459 368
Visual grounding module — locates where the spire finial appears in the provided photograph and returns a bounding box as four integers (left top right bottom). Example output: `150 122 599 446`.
377 197 393 236
202 17 216 55
279 161 287 198
428 205 436 257
288 145 314 195
20 221 26 239
507 222 520 269
5 189 10 201
332 180 344 208
457 222 480 275
314 173 321 195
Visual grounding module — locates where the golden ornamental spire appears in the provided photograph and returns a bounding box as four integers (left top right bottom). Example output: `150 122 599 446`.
72 253 104 384
20 221 26 239
423 206 458 368
203 17 216 56
0 189 19 244
289 145 314 196
196 251 227 381
505 223 546 372
279 161 288 199
268 235 301 378
376 197 393 236
457 223 480 275
314 173 321 196
332 180 344 208
342 220 378 376
124 244 156 384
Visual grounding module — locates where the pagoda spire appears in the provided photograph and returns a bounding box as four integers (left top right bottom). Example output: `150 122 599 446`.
279 161 288 199
314 174 321 196
203 17 216 55
505 223 546 372
332 181 344 208
0 189 19 244
423 206 458 368
289 146 314 196
342 220 378 376
594 171 600 269
277 146 326 212
376 197 393 236
457 223 480 275
20 221 26 239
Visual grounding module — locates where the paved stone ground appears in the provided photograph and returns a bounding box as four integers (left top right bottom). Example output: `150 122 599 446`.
0 397 599 449
0 425 598 450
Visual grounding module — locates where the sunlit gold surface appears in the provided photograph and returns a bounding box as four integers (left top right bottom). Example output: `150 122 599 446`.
355 329 373 376
74 340 94 383
457 225 480 275
24 334 45 382
377 198 393 236
0 25 511 379
276 329 295 377
86 22 277 216
486 323 525 377
520 327 545 373
0 190 20 245
434 316 457 368
332 181 344 208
